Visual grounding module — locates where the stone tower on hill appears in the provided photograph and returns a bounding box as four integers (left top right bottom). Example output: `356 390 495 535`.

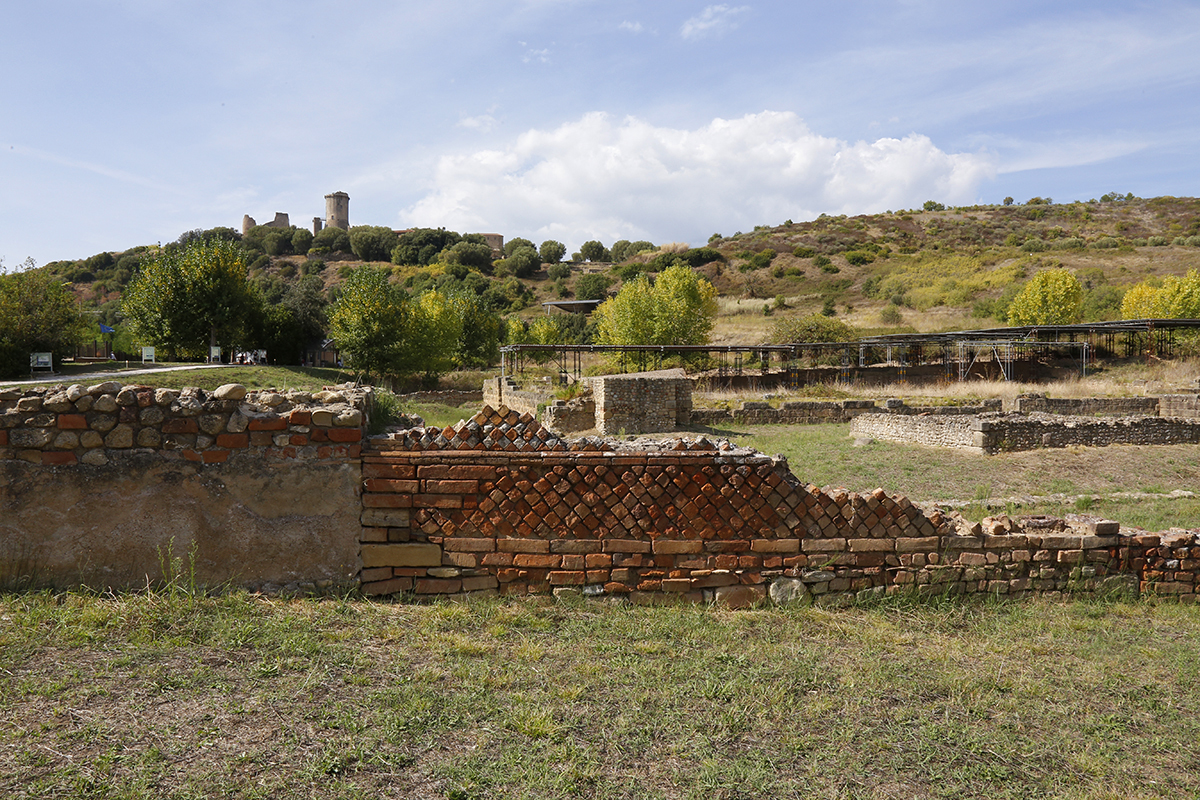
324 191 349 230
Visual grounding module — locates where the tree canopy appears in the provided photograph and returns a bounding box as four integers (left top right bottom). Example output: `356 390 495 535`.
1006 268 1083 326
1121 270 1200 319
121 240 261 359
0 261 87 377
594 264 716 347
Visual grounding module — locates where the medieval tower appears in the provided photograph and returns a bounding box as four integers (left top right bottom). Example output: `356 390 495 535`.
324 191 350 230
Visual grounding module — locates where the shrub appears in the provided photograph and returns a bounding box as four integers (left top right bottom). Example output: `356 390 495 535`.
813 255 831 269
792 246 815 258
575 273 613 301
546 263 571 281
1148 236 1170 247
844 251 874 266
1022 238 1047 252
879 305 903 325
1092 237 1120 249
771 313 855 343
1054 237 1086 249
923 200 945 212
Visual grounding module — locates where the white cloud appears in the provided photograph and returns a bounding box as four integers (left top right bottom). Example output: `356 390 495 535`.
522 47 551 64
619 20 644 33
398 111 995 248
459 114 499 132
681 4 749 40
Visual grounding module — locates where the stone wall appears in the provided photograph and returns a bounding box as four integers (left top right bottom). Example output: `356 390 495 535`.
0 381 370 592
1160 395 1200 419
849 410 1200 454
355 405 1199 606
691 398 1000 427
1012 395 1160 416
589 370 692 435
847 413 983 451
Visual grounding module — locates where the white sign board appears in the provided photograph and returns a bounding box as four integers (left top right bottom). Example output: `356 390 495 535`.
142 346 156 364
30 352 52 370
209 346 222 362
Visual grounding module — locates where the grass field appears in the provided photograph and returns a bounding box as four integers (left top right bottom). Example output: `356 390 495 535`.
3 590 1200 799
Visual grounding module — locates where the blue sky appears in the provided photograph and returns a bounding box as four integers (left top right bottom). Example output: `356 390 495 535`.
3 0 1199 266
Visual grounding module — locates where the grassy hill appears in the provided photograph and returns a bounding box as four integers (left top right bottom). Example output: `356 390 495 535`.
36 195 1200 348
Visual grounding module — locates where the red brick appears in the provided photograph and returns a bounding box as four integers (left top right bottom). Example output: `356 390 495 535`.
360 566 393 582
448 465 497 480
163 418 198 434
310 428 328 443
462 575 499 592
289 434 309 446
561 554 585 570
248 417 287 431
362 463 416 479
498 539 550 554
424 479 478 493
603 539 653 554
57 414 88 430
182 449 203 462
662 578 692 592
0 430 7 446
41 451 77 466
328 427 362 443
604 581 632 594
363 494 413 508
289 410 312 425
653 539 703 555
585 553 612 568
202 449 230 463
250 431 274 446
442 537 496 553
216 433 249 449
414 578 462 594
364 478 419 493
482 552 514 567
514 554 561 569
549 570 586 585
412 494 463 509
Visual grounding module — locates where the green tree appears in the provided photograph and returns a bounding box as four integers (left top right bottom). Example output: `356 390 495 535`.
539 240 566 264
504 237 536 258
580 240 610 262
770 314 856 343
392 228 461 265
311 226 351 254
594 264 717 346
1006 268 1084 326
0 260 87 378
442 241 494 271
122 240 261 359
328 266 466 381
575 274 613 301
349 226 399 262
1121 270 1200 319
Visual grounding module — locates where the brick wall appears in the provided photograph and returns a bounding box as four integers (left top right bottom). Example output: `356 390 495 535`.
356 405 1200 606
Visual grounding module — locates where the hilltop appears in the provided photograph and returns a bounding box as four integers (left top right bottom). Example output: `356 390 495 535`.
29 195 1200 350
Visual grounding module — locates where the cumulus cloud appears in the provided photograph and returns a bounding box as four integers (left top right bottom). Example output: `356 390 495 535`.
619 20 644 33
398 111 995 249
680 5 750 40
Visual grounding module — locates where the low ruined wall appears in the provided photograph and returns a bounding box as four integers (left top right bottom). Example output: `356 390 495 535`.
356 406 1198 605
482 377 543 419
1013 395 1160 416
0 381 368 592
848 413 982 451
849 410 1200 454
1160 394 1200 419
976 413 1200 452
692 399 1000 427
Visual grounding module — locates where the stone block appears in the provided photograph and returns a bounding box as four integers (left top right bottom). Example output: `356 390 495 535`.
360 508 411 528
362 543 442 568
713 585 766 609
751 538 801 553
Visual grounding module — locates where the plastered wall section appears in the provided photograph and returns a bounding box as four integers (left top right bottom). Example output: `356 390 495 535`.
358 406 1194 606
0 382 368 592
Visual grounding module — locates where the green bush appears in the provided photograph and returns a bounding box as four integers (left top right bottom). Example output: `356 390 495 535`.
1148 236 1170 247
813 255 832 269
923 200 945 212
1092 237 1120 249
792 246 815 258
547 263 571 281
879 305 903 325
844 251 874 266
1022 238 1047 252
